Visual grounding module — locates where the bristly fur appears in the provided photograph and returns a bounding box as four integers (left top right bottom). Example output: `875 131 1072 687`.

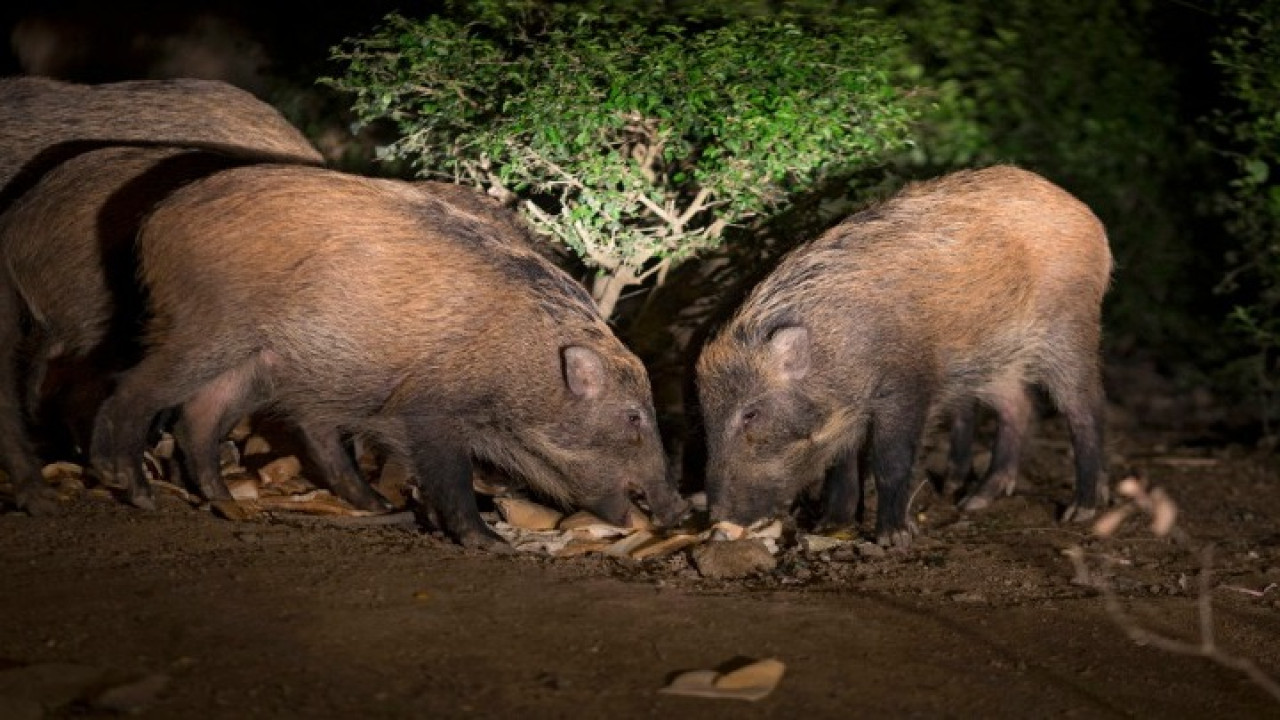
697 165 1113 543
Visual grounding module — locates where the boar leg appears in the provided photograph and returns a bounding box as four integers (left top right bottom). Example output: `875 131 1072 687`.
941 399 978 497
0 283 61 515
959 383 1033 512
171 357 274 502
405 418 504 549
91 346 237 509
870 395 929 549
818 442 869 530
295 425 389 513
1054 369 1108 522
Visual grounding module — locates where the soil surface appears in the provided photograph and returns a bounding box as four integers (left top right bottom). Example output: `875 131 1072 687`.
2 373 1280 719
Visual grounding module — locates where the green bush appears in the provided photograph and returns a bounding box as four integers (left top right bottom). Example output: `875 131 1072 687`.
1211 0 1280 429
323 0 919 319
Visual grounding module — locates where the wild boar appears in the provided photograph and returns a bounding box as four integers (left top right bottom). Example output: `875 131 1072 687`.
0 75 323 210
89 165 686 547
696 165 1112 548
0 146 359 514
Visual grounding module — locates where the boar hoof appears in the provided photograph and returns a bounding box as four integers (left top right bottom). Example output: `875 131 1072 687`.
957 493 992 512
455 525 512 553
15 483 65 517
1061 503 1098 523
875 519 918 551
123 480 156 511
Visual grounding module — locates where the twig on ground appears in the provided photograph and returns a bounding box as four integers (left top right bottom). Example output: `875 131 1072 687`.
1066 476 1280 703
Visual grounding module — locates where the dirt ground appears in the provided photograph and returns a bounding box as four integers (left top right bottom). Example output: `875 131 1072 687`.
2 366 1280 719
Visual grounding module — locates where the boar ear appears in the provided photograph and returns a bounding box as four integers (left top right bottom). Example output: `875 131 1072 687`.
766 326 811 381
563 345 606 400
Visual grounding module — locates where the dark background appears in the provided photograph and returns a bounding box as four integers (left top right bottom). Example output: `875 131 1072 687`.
1 0 1271 446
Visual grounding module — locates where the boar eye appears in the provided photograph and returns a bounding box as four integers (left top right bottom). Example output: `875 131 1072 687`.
625 409 643 426
741 408 759 425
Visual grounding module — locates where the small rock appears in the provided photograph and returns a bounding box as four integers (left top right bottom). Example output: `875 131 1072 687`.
949 590 987 604
856 542 887 559
800 534 849 554
691 539 777 579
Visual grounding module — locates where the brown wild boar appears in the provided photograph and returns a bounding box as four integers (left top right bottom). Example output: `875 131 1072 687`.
90 165 686 547
0 146 389 515
0 75 324 210
696 165 1112 548
1 147 238 512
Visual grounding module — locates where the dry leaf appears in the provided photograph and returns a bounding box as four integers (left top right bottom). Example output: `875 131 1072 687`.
559 510 609 531
226 475 259 500
242 435 272 456
41 462 84 480
605 530 655 557
1149 487 1178 537
1116 476 1144 499
495 497 564 530
210 499 262 521
630 533 701 560
660 658 786 701
709 521 746 541
715 658 786 691
258 456 302 487
1091 506 1133 538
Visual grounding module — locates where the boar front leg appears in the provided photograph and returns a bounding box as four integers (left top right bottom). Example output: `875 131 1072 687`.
296 426 389 513
405 418 505 550
818 441 868 531
870 395 929 549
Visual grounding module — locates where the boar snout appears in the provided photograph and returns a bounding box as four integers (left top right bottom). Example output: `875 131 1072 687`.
584 491 633 528
647 488 691 529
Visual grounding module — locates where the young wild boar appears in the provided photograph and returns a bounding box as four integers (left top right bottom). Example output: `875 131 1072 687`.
0 146 343 514
0 75 324 210
90 165 686 547
696 166 1112 549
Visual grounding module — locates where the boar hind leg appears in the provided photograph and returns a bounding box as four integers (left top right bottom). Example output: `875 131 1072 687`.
0 284 61 515
296 426 389 513
1051 368 1108 522
172 356 276 502
870 395 929 549
959 383 1033 512
91 347 231 509
941 399 978 497
405 418 504 550
0 342 57 514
